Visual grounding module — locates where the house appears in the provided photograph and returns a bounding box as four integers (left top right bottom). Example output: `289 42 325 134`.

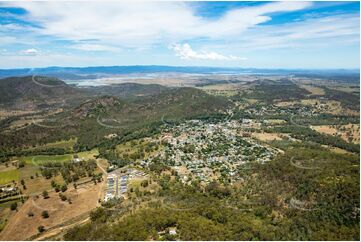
73 157 83 163
1 187 16 193
242 118 253 124
105 133 118 139
169 228 177 235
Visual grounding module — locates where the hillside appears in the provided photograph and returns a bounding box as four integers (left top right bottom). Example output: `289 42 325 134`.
0 76 83 108
85 83 169 99
0 86 231 151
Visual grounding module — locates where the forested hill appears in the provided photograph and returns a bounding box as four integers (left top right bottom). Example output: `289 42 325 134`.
0 76 82 106
0 85 231 151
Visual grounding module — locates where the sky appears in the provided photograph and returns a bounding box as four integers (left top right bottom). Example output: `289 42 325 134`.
0 1 359 69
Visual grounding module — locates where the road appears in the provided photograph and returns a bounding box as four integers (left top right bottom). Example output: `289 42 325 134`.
96 114 123 129
290 156 320 170
96 159 108 202
32 75 63 88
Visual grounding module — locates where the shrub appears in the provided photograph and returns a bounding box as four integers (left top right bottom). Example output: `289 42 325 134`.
59 193 67 201
37 226 45 233
141 180 149 188
61 184 68 192
41 210 49 218
42 190 49 199
10 202 17 211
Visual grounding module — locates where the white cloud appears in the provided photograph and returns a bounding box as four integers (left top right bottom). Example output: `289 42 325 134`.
0 1 359 68
70 44 121 52
221 13 360 51
170 43 247 61
20 48 40 56
2 1 312 47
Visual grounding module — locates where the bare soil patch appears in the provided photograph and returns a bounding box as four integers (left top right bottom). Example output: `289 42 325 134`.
298 84 325 95
311 124 360 144
251 132 283 141
0 182 102 241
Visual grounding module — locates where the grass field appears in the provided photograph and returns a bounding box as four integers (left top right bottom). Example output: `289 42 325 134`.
0 169 19 185
18 149 98 167
19 154 73 166
76 149 99 160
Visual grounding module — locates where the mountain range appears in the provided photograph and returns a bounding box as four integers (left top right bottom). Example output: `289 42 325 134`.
0 66 359 82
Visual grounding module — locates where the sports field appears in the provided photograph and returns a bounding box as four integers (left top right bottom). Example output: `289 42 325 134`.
20 154 73 166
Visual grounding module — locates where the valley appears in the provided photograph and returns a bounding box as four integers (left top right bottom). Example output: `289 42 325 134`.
0 73 359 240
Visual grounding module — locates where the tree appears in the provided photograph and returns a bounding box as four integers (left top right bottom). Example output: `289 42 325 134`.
90 207 106 222
42 190 49 199
18 160 25 168
42 210 49 218
37 226 45 233
59 193 67 201
28 211 34 217
141 180 149 188
61 184 68 192
10 202 17 211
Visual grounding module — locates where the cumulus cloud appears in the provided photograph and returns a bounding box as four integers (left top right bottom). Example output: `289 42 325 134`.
20 48 40 56
170 43 247 61
2 1 312 47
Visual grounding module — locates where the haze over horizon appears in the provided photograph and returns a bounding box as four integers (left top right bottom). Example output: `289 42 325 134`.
0 64 360 71
0 1 359 69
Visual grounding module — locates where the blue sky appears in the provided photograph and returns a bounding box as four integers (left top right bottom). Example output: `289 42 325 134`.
0 1 359 69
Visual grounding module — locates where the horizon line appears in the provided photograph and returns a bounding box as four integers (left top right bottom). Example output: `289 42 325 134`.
0 65 359 71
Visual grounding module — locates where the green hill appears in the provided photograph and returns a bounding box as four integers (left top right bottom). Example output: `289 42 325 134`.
0 86 231 151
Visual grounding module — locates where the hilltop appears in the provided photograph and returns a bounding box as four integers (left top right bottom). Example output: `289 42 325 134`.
0 76 83 108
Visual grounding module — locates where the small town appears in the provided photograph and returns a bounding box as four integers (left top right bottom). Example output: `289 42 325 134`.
139 119 281 185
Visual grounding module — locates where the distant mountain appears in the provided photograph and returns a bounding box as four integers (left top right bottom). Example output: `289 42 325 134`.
0 66 359 82
0 76 169 108
0 76 83 107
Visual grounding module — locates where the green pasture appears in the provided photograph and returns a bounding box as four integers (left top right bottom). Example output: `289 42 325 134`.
0 169 19 185
20 154 73 166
